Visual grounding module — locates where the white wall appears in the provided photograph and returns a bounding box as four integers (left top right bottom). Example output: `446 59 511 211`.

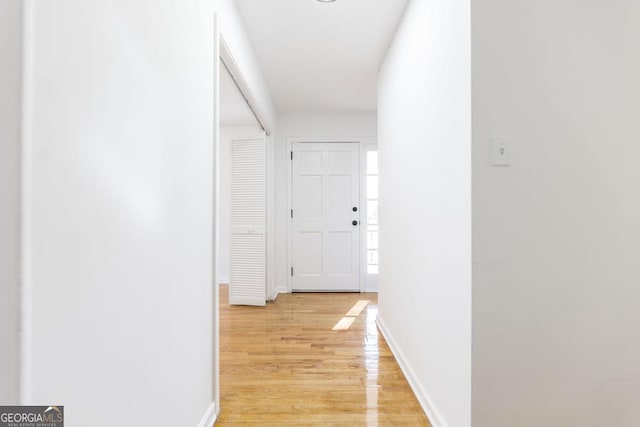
23 1 216 425
0 0 22 405
274 113 377 294
218 126 264 285
472 1 640 426
377 1 471 426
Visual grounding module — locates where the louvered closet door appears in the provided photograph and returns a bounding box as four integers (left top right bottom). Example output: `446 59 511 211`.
230 137 266 306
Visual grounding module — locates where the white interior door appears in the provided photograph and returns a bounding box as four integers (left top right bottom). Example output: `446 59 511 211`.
291 142 360 291
230 137 266 306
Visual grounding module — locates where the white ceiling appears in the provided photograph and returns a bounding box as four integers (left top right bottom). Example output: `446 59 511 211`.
220 64 261 127
235 0 408 113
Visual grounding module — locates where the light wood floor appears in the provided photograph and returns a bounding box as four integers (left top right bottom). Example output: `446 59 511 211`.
216 285 431 426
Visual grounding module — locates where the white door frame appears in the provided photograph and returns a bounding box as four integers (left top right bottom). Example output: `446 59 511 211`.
286 137 376 294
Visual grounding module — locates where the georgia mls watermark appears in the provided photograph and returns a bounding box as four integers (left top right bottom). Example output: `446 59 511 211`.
0 406 63 427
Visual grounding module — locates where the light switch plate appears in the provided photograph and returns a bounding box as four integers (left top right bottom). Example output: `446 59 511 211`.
491 137 511 166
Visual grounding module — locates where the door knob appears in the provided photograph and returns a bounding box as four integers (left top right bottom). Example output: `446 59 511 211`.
352 207 358 212
352 220 358 226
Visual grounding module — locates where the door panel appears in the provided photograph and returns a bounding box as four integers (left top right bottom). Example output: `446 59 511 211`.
328 150 353 172
326 231 352 275
299 150 323 170
298 232 323 276
327 175 352 220
292 142 360 291
230 138 266 306
297 176 323 220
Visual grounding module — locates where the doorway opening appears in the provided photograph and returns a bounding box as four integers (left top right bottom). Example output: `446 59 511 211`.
213 30 379 425
213 33 271 420
218 64 266 305
286 137 378 294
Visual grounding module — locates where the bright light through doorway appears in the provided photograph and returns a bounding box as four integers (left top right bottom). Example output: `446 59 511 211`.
366 151 379 274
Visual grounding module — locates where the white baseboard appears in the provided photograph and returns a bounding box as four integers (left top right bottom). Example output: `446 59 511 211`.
216 277 229 286
376 315 448 427
197 401 217 427
271 286 288 300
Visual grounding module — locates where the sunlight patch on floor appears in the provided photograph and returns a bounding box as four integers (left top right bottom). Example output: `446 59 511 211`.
332 300 371 330
332 316 356 331
346 300 370 316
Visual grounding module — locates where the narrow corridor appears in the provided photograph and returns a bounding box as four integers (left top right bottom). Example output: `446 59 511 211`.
216 285 430 426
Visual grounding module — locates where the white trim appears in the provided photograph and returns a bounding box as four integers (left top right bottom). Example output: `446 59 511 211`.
358 144 366 292
266 133 276 302
271 286 287 301
197 401 217 427
286 137 375 294
20 0 34 405
376 314 448 427
212 12 221 414
216 277 229 286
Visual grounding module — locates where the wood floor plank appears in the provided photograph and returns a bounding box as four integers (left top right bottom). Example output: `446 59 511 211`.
216 285 431 426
